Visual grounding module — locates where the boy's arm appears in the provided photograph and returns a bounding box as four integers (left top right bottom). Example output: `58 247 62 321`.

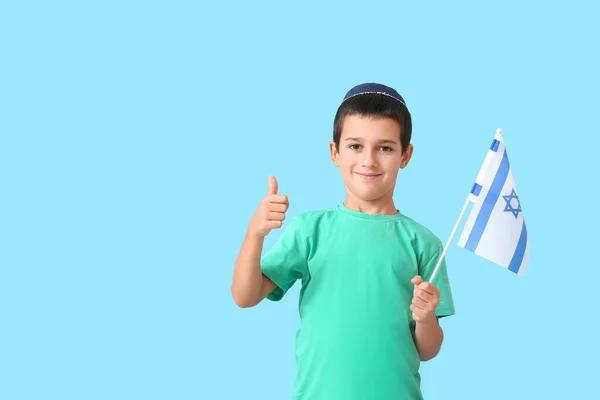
231 230 277 308
231 175 287 308
414 318 444 361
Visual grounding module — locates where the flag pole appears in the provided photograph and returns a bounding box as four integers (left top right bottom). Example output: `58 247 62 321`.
428 196 470 283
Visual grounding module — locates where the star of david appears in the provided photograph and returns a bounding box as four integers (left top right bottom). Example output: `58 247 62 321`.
502 188 522 218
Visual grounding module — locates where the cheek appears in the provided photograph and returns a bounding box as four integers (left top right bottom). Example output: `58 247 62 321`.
387 169 400 181
385 156 403 169
382 159 402 177
338 154 357 169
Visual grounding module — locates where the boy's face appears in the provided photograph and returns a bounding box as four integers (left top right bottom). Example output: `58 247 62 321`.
329 115 413 202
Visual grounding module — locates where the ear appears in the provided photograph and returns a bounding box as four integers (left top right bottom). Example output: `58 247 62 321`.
399 144 414 169
329 141 340 167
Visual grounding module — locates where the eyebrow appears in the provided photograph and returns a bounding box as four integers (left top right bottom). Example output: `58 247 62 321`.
344 137 398 144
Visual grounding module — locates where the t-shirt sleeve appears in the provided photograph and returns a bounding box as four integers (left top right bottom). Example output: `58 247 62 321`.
260 215 309 302
418 241 456 318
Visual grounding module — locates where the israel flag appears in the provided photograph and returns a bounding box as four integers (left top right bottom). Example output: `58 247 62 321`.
458 130 529 276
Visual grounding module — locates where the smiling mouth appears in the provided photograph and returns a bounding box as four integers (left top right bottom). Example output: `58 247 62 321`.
354 172 382 180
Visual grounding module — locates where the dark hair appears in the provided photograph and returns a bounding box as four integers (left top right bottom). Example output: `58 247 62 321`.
333 94 412 153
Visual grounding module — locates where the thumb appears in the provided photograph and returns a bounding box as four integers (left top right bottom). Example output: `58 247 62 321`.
411 276 423 286
268 175 278 195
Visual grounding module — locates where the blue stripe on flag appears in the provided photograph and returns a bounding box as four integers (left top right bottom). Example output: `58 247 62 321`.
471 183 482 197
508 222 528 273
465 149 510 252
490 139 500 152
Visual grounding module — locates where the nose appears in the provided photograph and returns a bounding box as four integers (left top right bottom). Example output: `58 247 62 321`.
360 148 377 168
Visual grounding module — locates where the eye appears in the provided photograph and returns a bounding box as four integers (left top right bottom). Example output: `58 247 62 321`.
380 146 393 152
349 144 361 150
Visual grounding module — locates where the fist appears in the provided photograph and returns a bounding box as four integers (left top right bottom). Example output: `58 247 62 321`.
409 276 440 323
249 175 289 238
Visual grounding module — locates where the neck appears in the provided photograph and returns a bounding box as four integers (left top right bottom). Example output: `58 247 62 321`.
343 192 398 215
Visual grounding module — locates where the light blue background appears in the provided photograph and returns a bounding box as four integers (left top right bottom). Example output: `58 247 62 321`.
2 1 598 399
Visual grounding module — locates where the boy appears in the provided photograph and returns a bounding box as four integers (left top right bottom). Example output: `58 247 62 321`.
231 83 455 399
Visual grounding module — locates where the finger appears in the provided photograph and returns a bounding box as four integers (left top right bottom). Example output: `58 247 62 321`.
412 297 436 310
411 304 436 321
267 212 286 221
412 297 428 309
267 202 289 213
417 282 440 296
410 301 425 311
268 175 278 195
414 289 434 302
412 310 435 323
411 275 423 286
266 220 283 230
415 291 439 309
410 305 425 320
267 194 289 204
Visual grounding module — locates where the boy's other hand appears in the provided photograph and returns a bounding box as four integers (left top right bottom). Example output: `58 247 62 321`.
410 275 440 324
248 175 289 238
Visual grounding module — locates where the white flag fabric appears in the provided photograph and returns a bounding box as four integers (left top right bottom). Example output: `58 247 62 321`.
458 131 529 275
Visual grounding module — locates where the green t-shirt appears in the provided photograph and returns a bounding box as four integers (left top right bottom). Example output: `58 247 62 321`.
260 203 456 400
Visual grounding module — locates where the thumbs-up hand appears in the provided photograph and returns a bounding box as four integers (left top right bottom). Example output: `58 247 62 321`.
249 175 289 238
